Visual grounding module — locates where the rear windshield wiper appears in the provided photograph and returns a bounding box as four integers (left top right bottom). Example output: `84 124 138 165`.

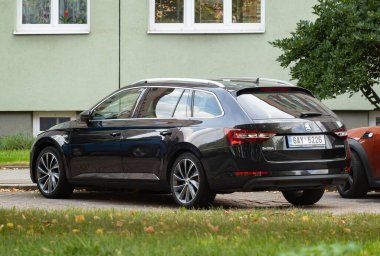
299 112 323 118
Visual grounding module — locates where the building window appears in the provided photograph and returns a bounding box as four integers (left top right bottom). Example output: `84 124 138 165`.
149 0 265 34
33 112 77 136
16 0 90 34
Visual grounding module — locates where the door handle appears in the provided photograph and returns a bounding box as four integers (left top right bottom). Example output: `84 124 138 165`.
160 130 172 136
110 132 121 137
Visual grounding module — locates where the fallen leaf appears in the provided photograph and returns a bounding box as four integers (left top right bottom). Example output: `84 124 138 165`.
343 228 352 234
144 226 155 234
207 223 219 233
302 216 310 222
96 228 104 235
72 229 80 234
0 224 4 231
75 215 85 223
261 217 268 222
93 216 101 220
6 223 14 229
115 220 123 227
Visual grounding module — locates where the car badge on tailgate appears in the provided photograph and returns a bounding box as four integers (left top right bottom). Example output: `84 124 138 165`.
304 123 312 132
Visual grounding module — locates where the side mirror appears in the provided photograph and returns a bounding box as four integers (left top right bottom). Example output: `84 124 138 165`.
80 110 91 124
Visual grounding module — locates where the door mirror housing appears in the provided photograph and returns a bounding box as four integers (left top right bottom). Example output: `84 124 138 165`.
80 110 91 124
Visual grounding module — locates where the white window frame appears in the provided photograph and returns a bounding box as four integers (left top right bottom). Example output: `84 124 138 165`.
15 0 90 34
33 112 77 137
149 0 265 34
369 111 380 126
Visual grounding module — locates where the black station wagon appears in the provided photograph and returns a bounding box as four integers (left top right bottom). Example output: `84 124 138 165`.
30 78 350 207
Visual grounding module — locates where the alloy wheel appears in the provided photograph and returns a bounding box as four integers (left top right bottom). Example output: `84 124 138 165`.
172 158 200 204
37 152 60 194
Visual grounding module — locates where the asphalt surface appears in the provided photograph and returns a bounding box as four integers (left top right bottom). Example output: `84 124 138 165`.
1 169 380 214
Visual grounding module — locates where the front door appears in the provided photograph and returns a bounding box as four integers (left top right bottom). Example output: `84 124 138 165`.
68 87 145 180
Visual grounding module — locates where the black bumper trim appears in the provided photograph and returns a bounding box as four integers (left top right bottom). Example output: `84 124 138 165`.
242 174 348 191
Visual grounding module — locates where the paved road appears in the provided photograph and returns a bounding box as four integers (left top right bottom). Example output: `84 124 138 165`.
1 169 380 214
1 190 380 214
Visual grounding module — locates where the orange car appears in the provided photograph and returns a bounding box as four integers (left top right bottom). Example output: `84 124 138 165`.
338 126 380 198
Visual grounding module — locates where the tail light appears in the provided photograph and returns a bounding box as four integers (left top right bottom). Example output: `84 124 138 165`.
225 129 276 145
333 128 348 140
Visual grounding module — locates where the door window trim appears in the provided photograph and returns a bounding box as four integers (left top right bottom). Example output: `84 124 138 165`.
89 86 224 121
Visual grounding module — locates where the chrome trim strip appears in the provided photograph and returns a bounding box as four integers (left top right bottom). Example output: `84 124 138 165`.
132 78 225 88
74 173 160 180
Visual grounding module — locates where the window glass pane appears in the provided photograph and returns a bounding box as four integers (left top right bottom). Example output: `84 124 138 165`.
40 117 57 131
155 0 184 23
232 0 261 23
193 91 222 118
173 90 191 118
138 88 183 118
92 88 143 120
59 0 87 24
237 92 333 119
22 0 51 24
195 0 223 23
58 117 70 123
376 117 380 126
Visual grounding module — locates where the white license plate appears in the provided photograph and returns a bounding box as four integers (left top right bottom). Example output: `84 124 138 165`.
287 135 326 148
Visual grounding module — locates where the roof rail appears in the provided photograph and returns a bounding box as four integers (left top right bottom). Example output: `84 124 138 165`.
132 78 225 88
219 77 295 87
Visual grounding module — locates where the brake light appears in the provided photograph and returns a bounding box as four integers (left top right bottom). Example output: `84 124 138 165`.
225 129 276 145
333 128 348 140
234 171 269 176
259 87 290 91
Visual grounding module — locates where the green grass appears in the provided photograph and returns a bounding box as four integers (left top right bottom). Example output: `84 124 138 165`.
0 133 34 151
0 150 29 166
0 208 379 255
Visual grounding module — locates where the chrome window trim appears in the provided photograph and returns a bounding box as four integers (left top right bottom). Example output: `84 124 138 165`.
88 85 225 122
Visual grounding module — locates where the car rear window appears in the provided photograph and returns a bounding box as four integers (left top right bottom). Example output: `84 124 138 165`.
237 91 334 119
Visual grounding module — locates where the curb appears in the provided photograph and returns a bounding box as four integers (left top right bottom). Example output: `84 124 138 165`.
0 184 36 190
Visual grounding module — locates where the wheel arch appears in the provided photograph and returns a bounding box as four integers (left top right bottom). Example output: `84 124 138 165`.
30 137 69 183
348 138 373 186
164 143 204 182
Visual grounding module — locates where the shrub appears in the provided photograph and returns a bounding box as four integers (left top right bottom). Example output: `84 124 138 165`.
0 133 35 150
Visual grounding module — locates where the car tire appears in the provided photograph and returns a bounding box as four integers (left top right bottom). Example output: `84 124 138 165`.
35 146 74 199
282 189 325 206
337 151 368 198
170 153 216 208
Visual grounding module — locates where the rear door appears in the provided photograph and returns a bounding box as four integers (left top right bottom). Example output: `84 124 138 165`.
120 87 191 179
235 88 347 163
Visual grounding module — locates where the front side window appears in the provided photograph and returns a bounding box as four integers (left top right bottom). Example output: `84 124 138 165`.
92 88 143 120
17 0 90 34
137 88 184 118
149 0 265 33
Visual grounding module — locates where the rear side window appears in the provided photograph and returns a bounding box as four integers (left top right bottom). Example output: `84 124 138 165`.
193 91 223 118
137 88 183 118
237 91 334 119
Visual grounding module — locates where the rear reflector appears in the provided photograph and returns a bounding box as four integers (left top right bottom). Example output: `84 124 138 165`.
234 171 269 176
225 129 276 145
333 128 348 140
344 167 351 173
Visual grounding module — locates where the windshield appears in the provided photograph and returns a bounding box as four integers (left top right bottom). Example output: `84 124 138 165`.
237 91 335 119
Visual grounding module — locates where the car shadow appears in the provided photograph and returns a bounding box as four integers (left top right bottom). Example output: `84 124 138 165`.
66 190 299 210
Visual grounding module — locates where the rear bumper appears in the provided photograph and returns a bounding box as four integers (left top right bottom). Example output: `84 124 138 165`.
241 174 348 191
